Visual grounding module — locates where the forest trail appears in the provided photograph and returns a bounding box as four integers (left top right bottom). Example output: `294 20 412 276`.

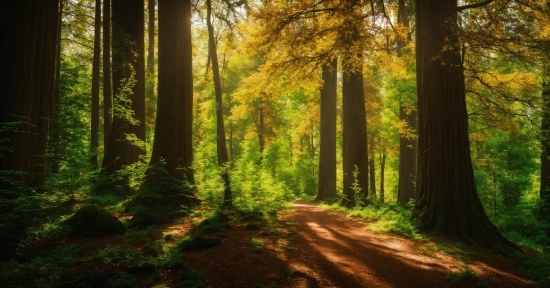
182 201 533 288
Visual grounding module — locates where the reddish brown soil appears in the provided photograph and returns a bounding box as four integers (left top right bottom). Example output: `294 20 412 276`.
182 201 533 288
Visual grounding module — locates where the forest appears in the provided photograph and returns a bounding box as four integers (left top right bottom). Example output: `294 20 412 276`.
1 0 550 287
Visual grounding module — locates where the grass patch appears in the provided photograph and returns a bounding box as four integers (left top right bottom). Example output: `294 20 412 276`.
177 235 222 251
321 201 426 241
448 267 489 288
251 237 265 251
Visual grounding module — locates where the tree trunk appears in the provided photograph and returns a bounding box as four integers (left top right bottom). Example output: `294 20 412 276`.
540 69 550 219
50 0 65 174
1 1 59 190
99 0 146 196
103 0 112 154
207 0 232 207
91 0 101 169
342 60 368 207
413 0 514 248
145 0 156 136
396 0 417 205
0 0 60 259
369 134 376 197
341 0 368 207
380 151 385 203
316 59 338 201
137 0 196 208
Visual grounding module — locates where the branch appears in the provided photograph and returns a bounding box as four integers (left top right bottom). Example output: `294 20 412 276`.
457 0 495 12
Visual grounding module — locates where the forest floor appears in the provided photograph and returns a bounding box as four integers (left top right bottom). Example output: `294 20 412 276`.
178 201 534 288
7 201 538 287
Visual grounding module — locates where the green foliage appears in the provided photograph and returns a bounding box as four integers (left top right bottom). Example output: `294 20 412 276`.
250 237 265 251
448 267 488 288
351 165 366 207
322 200 425 241
176 235 222 251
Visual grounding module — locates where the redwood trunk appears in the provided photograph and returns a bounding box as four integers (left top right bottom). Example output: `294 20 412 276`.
91 0 101 169
103 0 112 152
100 0 146 195
139 0 195 207
341 0 368 207
540 73 550 218
316 59 338 201
413 0 514 248
396 0 417 205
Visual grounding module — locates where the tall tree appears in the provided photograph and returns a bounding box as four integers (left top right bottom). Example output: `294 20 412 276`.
396 0 417 205
207 0 232 207
138 0 196 207
91 0 101 169
540 67 550 216
50 0 66 174
413 0 514 248
103 0 112 154
146 0 156 134
99 0 146 195
341 0 368 207
0 0 60 259
316 58 338 201
1 0 59 189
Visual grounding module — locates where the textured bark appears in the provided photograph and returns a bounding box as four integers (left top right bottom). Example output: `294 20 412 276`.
369 135 376 197
103 0 112 152
207 0 232 207
0 1 59 190
100 0 146 195
342 59 368 207
91 0 101 169
340 0 368 208
379 152 385 203
50 0 65 174
540 73 550 216
139 0 196 207
396 0 417 205
145 0 156 135
413 0 514 248
316 59 337 201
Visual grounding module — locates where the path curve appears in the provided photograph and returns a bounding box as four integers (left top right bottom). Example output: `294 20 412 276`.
183 201 532 287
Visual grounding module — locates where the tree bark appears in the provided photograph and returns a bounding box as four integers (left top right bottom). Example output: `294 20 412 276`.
369 134 376 197
316 58 337 201
379 151 385 203
138 0 196 207
413 0 514 248
540 69 550 218
99 0 146 196
146 0 156 136
207 0 232 207
342 59 368 207
340 0 368 208
396 0 417 205
50 0 65 174
91 0 101 169
103 0 112 154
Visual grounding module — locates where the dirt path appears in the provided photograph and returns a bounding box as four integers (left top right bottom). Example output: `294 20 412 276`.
182 202 533 287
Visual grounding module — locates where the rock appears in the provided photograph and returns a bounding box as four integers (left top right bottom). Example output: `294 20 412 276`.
64 205 126 237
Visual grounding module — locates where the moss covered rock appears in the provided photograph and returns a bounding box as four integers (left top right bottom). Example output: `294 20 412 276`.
64 206 126 237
